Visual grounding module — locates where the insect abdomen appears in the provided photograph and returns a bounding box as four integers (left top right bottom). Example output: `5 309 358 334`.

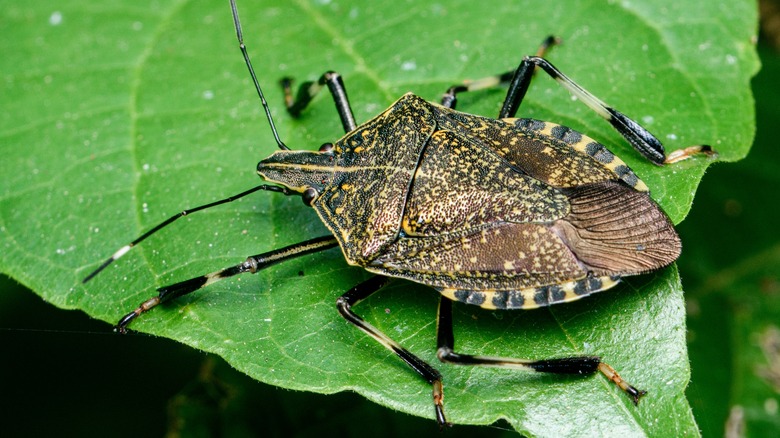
438 274 621 310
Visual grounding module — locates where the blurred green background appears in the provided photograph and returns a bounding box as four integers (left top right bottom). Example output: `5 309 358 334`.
677 43 780 436
2 11 778 438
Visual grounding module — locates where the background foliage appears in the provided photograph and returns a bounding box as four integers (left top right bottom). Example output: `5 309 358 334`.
0 0 766 436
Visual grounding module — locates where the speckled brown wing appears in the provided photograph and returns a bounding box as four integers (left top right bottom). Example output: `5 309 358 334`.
366 101 679 309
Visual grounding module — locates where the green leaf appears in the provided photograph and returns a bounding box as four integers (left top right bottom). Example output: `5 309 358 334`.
0 0 758 436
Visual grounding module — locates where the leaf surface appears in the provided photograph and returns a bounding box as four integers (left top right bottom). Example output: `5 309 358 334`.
0 0 758 436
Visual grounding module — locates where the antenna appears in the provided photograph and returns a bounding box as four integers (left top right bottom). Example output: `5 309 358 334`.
230 0 289 151
81 185 292 283
82 2 298 283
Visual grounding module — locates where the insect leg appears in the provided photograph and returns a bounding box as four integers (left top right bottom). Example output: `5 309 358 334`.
440 36 559 110
114 236 338 333
435 297 647 405
440 72 515 110
499 55 713 164
281 72 357 133
336 276 450 428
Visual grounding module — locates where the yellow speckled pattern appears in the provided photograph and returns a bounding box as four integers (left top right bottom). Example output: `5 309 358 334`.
258 93 679 310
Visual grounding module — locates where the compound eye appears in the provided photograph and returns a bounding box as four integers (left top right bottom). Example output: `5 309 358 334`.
318 142 334 153
302 187 318 206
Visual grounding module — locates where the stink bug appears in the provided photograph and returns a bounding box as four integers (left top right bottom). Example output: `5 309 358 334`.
82 0 713 427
